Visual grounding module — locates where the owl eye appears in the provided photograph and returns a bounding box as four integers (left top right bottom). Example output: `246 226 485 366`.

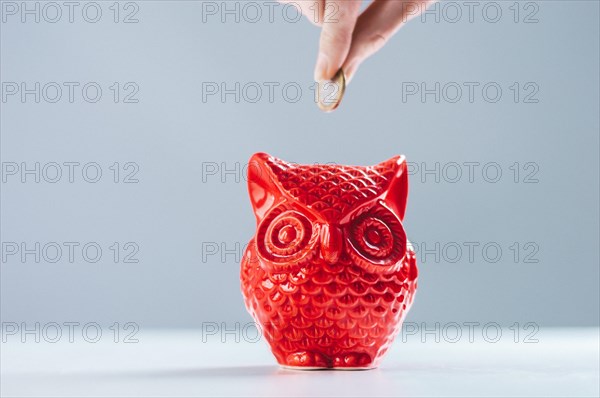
257 209 318 264
347 206 406 268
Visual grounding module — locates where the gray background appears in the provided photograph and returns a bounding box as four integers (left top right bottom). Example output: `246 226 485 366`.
1 0 598 328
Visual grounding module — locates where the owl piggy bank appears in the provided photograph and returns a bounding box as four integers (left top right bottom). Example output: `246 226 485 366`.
240 153 418 369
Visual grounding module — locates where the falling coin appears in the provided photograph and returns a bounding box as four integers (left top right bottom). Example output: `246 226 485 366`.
317 68 346 113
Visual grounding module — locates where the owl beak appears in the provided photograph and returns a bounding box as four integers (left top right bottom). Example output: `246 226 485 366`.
319 224 343 264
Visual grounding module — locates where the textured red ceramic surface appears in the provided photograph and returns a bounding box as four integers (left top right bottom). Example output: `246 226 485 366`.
241 153 418 369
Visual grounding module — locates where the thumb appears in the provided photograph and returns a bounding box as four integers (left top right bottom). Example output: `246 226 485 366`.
314 0 361 81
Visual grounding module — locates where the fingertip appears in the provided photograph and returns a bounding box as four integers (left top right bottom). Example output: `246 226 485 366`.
343 62 358 85
314 53 330 81
314 52 341 82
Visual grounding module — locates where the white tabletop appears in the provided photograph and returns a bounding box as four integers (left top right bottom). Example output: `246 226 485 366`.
1 327 598 397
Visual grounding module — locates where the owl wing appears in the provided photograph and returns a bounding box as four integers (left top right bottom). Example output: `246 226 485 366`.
240 238 259 313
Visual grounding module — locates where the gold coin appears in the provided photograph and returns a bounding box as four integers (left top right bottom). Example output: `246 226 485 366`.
317 68 346 113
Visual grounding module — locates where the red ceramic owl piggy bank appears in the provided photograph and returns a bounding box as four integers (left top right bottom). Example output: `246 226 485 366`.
240 153 418 369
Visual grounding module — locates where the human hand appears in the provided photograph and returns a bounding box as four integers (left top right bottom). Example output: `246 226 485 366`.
283 0 435 83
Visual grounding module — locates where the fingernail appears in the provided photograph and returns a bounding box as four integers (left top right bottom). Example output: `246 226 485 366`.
314 53 329 81
344 62 357 85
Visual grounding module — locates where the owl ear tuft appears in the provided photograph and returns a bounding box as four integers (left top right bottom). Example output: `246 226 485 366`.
247 153 283 223
381 155 409 221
